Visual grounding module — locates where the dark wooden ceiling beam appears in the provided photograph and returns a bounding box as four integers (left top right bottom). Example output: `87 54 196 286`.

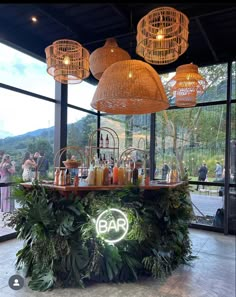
109 4 129 21
190 6 236 20
195 17 218 62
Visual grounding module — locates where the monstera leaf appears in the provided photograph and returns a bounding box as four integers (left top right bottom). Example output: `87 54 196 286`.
28 269 55 291
56 213 79 236
64 240 89 285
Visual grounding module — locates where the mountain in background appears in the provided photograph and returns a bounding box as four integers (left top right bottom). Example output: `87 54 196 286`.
0 129 13 139
0 126 54 153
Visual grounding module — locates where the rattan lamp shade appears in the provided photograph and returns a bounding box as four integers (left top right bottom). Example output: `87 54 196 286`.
167 63 207 107
90 59 169 114
136 6 189 65
89 38 131 80
45 39 90 84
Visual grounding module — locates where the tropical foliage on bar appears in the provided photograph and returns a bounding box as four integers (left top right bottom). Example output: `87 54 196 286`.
5 182 194 291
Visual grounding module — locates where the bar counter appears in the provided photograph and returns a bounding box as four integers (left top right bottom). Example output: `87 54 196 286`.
20 180 184 192
10 180 193 291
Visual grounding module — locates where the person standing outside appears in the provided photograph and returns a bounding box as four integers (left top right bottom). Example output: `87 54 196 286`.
215 161 223 180
161 162 170 180
37 151 49 179
0 154 16 212
22 152 37 181
32 152 40 179
196 163 208 191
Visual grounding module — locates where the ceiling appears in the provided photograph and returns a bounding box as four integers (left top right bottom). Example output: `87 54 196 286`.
0 3 236 85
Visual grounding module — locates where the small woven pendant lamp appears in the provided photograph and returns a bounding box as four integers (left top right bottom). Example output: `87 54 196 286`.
89 37 131 80
136 6 189 65
90 59 169 114
167 63 207 107
45 39 90 84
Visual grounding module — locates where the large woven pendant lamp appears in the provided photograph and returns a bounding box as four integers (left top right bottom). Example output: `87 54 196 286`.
45 39 90 84
90 59 169 114
89 37 131 80
136 6 189 65
167 63 207 107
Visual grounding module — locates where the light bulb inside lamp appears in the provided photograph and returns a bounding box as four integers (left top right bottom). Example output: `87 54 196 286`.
63 55 71 65
156 28 164 40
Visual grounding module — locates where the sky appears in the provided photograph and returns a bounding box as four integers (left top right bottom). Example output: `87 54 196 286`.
0 42 97 137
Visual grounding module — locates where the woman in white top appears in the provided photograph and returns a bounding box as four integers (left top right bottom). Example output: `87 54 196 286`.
22 152 37 181
0 154 15 212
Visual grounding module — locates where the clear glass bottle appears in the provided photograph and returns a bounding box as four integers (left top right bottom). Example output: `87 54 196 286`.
87 163 95 186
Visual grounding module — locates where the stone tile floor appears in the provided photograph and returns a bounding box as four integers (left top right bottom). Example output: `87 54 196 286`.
0 228 235 297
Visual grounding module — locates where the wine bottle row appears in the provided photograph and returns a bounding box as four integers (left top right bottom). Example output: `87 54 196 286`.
99 133 110 148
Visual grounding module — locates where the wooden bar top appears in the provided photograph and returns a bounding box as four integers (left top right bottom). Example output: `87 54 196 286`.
20 181 184 192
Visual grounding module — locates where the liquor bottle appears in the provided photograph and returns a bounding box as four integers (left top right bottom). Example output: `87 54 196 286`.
124 163 132 184
145 168 150 186
87 163 95 186
94 158 103 186
73 174 79 187
96 166 103 186
113 163 118 185
58 169 65 186
54 168 60 185
118 165 125 185
103 164 110 185
100 133 103 147
105 134 109 148
65 168 71 185
103 154 106 163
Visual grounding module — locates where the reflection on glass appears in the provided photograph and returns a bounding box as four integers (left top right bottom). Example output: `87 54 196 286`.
190 185 224 228
155 105 226 182
67 107 97 150
101 114 151 158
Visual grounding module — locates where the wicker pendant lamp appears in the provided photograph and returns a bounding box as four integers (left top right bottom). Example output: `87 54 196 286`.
45 39 90 84
136 6 189 65
90 59 169 114
89 37 131 80
167 63 207 107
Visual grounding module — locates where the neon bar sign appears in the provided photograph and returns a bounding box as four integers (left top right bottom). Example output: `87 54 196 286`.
96 208 129 244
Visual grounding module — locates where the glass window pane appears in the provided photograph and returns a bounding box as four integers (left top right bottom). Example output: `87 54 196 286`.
190 185 224 228
155 105 226 181
0 42 55 98
67 107 97 165
101 114 151 162
0 87 55 189
68 81 97 111
230 103 236 184
232 61 236 99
